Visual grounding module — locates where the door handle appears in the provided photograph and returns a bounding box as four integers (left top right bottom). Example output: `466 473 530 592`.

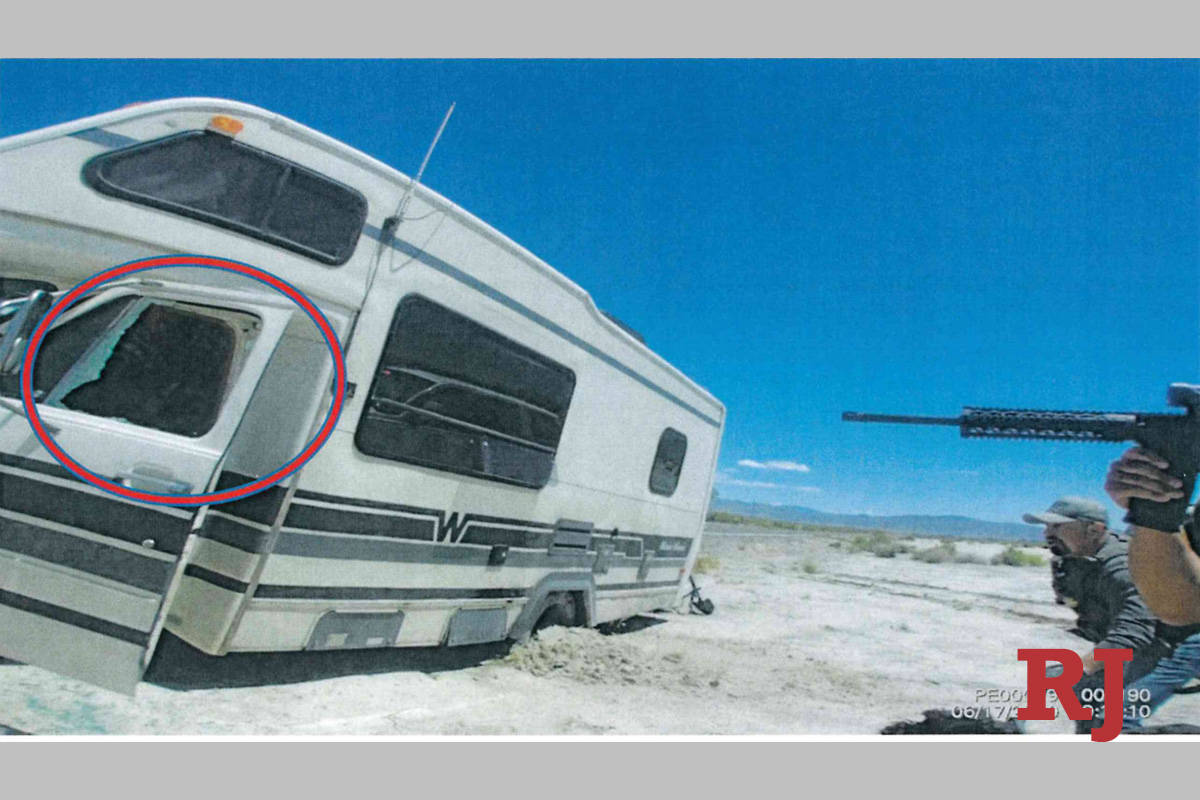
116 468 192 494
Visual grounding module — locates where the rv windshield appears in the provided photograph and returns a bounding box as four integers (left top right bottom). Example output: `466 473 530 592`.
0 278 57 303
0 281 59 329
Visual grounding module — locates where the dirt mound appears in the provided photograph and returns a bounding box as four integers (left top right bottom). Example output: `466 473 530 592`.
501 627 718 691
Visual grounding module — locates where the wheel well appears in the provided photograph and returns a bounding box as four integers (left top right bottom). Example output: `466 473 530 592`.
508 573 597 640
567 591 587 626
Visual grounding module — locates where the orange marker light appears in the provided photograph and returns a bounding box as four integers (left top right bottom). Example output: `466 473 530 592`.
207 115 244 136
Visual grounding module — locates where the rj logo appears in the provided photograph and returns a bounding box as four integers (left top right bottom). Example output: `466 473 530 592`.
1016 648 1133 742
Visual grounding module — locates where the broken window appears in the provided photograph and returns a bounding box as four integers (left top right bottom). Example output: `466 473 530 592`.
5 294 246 438
50 303 237 437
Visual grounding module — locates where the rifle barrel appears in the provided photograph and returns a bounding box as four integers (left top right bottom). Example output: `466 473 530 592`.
841 412 963 426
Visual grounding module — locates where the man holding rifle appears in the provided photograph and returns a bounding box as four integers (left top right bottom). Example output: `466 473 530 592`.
1023 496 1157 732
843 384 1200 733
1106 447 1200 624
1104 450 1200 731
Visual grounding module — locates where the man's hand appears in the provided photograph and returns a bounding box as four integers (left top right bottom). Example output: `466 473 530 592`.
1105 447 1185 509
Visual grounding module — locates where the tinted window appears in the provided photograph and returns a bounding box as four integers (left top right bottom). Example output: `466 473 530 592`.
83 131 368 265
0 278 56 302
9 297 239 437
649 428 687 496
54 303 236 436
0 296 136 401
33 296 138 399
356 296 576 489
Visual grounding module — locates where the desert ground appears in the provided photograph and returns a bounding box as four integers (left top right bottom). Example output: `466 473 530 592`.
1 522 1196 736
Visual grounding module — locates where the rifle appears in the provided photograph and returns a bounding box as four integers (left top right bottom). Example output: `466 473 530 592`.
842 383 1200 533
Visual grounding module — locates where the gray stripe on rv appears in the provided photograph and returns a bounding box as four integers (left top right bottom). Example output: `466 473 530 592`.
0 516 173 593
271 529 684 569
68 128 141 149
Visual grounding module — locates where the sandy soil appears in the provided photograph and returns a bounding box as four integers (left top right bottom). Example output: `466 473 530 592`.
1 524 1196 736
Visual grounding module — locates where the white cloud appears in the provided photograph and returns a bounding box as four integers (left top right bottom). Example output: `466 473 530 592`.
717 477 821 492
765 460 810 473
737 459 811 473
720 477 781 488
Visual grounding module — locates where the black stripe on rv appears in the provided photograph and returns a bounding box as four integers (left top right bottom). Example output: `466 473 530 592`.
254 585 527 600
198 488 691 561
0 452 73 481
0 589 149 646
191 471 290 553
212 471 289 525
272 529 595 568
197 514 272 554
596 580 680 592
292 487 446 519
244 581 678 601
0 517 173 594
183 564 249 594
0 461 191 555
284 502 436 542
284 489 690 557
178 566 519 599
458 525 554 550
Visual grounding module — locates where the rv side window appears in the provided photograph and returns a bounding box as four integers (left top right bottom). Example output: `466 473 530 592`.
5 297 243 437
355 295 576 489
649 428 687 496
83 131 368 265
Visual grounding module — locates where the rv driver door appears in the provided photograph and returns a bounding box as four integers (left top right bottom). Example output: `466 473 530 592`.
0 281 296 693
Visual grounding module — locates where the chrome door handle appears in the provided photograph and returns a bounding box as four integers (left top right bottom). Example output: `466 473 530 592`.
116 469 192 494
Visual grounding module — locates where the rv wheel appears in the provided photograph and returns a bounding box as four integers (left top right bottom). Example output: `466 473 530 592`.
533 593 577 633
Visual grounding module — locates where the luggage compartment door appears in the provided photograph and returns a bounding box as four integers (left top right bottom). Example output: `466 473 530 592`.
0 284 296 693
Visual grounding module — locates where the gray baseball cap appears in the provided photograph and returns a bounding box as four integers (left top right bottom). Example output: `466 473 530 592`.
1023 496 1108 526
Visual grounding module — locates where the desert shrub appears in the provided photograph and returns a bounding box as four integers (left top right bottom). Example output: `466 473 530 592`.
705 511 803 531
692 555 721 574
705 511 898 537
848 531 900 558
912 541 958 564
801 560 820 574
954 552 987 565
991 545 1046 567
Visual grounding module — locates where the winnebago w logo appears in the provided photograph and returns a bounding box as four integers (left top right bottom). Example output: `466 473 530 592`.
437 512 471 542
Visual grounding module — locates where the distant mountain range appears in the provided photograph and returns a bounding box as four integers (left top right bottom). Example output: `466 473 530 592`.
712 499 1043 542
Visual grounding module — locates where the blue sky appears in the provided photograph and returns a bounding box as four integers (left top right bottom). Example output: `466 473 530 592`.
1 59 1196 523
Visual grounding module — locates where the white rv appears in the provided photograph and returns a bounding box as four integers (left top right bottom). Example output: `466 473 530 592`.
0 99 725 694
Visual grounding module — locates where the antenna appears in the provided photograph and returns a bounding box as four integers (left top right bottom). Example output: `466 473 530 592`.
391 101 456 225
366 102 456 293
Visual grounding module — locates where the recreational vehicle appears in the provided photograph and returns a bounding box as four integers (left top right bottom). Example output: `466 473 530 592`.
0 99 725 694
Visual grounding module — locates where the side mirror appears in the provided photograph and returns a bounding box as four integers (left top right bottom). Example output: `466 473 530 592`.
0 290 53 377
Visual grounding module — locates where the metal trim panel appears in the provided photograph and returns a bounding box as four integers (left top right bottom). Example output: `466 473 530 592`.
445 607 508 646
0 599 145 694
